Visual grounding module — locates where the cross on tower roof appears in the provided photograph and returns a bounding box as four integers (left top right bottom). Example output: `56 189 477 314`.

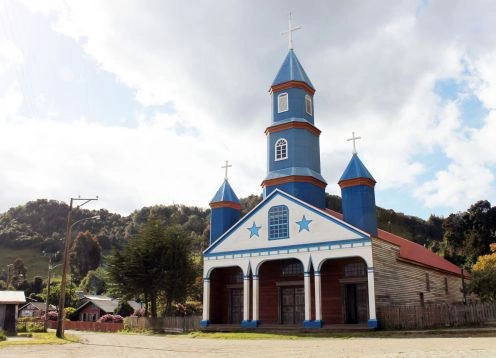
347 131 362 154
221 160 232 180
281 12 301 50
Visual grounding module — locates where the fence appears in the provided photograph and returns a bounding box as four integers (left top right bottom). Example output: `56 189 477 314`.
125 315 201 332
378 302 496 330
46 320 124 332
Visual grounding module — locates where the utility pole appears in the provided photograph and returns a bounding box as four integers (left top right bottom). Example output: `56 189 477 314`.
56 196 99 338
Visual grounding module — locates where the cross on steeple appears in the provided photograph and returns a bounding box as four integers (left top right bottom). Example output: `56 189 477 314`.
347 131 362 154
281 12 301 50
221 160 232 180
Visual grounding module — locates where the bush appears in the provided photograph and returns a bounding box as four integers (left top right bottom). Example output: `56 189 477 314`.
17 318 45 333
42 311 58 321
0 329 6 341
97 314 123 323
132 308 146 317
65 307 78 321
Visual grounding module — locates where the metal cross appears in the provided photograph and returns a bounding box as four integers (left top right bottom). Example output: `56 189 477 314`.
347 131 362 154
281 12 301 50
221 160 232 180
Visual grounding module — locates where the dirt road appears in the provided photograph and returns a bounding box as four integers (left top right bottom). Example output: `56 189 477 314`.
2 331 496 357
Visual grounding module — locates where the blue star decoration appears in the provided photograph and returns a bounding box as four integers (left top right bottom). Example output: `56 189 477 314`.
247 222 262 238
296 215 312 232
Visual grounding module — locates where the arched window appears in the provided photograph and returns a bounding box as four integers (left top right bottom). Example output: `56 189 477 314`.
305 94 312 115
268 205 289 240
275 138 288 161
278 92 288 113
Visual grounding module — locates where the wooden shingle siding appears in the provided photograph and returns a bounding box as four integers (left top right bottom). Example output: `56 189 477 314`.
371 237 464 308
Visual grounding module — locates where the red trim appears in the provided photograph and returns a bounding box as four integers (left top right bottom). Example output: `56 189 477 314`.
209 201 241 210
265 121 321 137
261 175 327 189
338 177 376 188
269 81 316 95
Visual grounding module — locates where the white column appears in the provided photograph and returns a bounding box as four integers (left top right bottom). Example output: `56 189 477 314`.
314 271 322 321
243 275 250 322
367 267 377 322
304 272 311 321
252 275 259 322
202 278 210 322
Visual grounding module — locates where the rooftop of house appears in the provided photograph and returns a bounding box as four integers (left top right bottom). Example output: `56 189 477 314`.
0 290 26 304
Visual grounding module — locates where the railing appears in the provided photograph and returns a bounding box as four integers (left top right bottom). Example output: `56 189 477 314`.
124 315 201 332
378 302 496 330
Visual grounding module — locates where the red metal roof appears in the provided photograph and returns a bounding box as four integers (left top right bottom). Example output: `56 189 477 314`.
324 209 463 277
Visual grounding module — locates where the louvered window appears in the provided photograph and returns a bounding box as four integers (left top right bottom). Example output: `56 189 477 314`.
278 93 288 113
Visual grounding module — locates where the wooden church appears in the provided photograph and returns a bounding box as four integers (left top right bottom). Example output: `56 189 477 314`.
201 23 465 329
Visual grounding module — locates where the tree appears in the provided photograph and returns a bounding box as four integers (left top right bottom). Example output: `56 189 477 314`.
70 230 102 284
468 243 496 301
79 268 107 295
116 301 134 317
107 220 197 317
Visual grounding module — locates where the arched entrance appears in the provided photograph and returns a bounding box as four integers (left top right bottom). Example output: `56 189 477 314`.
258 258 310 325
320 256 369 324
208 266 245 324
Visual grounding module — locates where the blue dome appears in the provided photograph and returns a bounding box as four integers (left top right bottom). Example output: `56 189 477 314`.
272 49 314 89
339 154 375 182
210 180 240 204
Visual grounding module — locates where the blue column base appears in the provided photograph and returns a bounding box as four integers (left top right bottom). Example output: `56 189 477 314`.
367 319 379 329
303 320 324 328
200 320 210 327
241 320 260 328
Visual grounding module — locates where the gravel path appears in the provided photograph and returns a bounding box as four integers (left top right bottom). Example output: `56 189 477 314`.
1 331 496 357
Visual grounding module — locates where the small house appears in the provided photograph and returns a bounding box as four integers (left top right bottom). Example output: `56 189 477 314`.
18 301 56 318
0 291 26 335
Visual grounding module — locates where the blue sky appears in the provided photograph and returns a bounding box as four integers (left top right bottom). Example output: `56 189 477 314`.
0 0 495 220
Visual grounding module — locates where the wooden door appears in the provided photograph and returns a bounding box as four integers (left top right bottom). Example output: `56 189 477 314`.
344 283 369 324
281 287 305 324
230 288 243 324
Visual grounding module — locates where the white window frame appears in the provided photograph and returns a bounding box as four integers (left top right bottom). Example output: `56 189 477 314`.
275 138 288 161
278 92 289 113
305 94 312 115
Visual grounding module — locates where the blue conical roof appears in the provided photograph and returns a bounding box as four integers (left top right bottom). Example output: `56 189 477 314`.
210 180 240 204
339 154 376 182
272 49 314 89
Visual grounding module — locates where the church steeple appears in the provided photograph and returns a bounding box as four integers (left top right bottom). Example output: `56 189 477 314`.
261 19 326 208
209 161 241 245
338 134 378 236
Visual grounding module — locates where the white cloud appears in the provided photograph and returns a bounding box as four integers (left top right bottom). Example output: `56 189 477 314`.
2 0 495 218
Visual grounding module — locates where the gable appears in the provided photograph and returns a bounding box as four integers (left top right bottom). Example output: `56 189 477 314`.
204 190 369 257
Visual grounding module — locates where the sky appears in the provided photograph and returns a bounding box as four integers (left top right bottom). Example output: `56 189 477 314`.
0 0 495 220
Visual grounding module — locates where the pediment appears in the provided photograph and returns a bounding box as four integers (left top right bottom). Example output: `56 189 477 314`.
204 190 369 257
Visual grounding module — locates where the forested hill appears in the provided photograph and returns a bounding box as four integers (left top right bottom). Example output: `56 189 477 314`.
1 196 495 267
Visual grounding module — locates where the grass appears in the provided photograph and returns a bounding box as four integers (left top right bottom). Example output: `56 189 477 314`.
0 332 81 348
0 246 63 280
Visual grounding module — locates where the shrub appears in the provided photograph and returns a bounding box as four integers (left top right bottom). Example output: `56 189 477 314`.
132 308 146 317
42 311 58 321
0 329 6 341
97 314 123 323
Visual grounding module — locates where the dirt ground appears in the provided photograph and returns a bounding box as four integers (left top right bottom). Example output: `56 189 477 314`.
1 331 496 357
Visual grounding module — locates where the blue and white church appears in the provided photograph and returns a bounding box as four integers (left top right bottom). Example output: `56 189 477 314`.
201 20 466 329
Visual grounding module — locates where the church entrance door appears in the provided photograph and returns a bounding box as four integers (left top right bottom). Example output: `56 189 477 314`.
344 283 368 324
229 288 243 324
280 286 305 324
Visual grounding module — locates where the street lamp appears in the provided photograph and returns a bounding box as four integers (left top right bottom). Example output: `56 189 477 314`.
43 251 60 331
56 196 99 338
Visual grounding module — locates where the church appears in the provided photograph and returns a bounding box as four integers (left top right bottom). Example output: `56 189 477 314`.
201 25 465 329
